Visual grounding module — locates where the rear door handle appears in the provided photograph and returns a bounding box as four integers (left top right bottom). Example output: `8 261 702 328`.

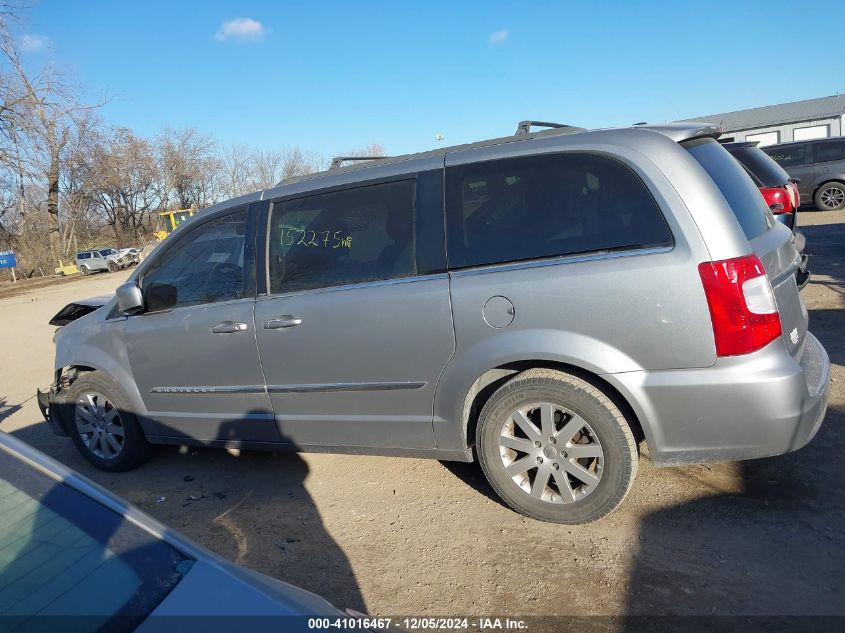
211 321 248 334
263 315 302 329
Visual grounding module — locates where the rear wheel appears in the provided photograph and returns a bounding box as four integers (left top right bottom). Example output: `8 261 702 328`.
66 371 150 471
476 369 638 524
815 182 845 211
80 265 90 276
108 261 119 272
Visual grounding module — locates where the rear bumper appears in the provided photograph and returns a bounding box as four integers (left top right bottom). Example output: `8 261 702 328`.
611 332 830 466
774 212 795 230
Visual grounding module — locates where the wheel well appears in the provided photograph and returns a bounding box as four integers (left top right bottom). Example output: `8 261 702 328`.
59 365 97 388
462 361 646 452
814 179 845 194
69 365 96 372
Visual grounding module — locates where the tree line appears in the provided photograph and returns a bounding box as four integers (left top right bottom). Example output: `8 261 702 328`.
0 5 384 276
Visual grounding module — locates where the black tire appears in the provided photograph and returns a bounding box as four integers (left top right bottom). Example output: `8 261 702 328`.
108 261 119 272
66 371 151 471
80 265 90 276
814 181 845 211
476 369 638 524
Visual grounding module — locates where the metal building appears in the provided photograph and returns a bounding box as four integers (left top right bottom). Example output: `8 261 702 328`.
680 94 845 147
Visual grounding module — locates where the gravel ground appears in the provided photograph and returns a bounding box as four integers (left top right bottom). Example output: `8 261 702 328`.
1 210 843 624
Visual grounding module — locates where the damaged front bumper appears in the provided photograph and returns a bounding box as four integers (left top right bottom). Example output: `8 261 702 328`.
36 383 71 437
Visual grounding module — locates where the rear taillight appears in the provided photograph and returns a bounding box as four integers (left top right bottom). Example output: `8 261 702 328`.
697 254 782 357
760 187 792 213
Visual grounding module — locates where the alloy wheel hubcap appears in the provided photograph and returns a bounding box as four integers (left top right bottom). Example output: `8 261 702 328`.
821 187 844 209
499 402 604 504
75 392 125 459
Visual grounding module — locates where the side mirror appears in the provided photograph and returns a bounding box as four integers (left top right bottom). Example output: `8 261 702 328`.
116 281 144 315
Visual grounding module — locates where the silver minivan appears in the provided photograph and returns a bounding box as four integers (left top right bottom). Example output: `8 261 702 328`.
39 122 831 524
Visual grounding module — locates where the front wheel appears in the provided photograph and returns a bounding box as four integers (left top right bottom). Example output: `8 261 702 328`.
476 369 638 524
815 182 845 211
108 261 119 272
66 371 151 471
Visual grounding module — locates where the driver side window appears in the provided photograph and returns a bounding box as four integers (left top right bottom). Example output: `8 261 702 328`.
142 209 247 311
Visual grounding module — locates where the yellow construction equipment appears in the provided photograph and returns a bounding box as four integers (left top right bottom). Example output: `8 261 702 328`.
153 209 196 241
54 261 79 276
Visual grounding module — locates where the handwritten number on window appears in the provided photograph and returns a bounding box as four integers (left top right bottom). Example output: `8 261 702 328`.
282 226 351 249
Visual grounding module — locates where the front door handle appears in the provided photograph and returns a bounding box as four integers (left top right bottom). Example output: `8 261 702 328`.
211 321 248 334
263 315 302 330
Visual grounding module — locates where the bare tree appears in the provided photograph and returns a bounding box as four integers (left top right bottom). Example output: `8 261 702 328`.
221 145 325 193
344 143 387 159
280 146 324 180
0 12 105 260
251 148 283 188
90 127 161 242
59 111 105 253
219 143 256 199
156 126 220 210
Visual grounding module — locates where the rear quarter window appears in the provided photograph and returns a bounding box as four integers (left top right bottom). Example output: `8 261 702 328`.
445 152 672 269
685 138 771 240
813 140 845 163
729 146 791 188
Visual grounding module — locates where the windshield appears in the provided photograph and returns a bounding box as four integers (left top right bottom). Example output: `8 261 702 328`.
99 249 116 256
684 137 771 240
0 451 190 630
173 211 191 225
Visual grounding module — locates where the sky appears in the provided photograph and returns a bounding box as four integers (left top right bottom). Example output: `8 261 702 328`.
16 0 845 158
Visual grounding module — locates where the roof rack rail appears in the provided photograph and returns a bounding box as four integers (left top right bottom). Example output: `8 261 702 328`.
515 120 576 136
329 156 393 170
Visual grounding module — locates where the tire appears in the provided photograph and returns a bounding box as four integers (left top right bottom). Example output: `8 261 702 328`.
66 371 151 471
814 182 845 211
80 265 90 276
476 369 638 524
108 261 119 272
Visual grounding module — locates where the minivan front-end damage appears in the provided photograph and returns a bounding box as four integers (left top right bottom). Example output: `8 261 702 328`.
36 368 81 437
38 295 112 435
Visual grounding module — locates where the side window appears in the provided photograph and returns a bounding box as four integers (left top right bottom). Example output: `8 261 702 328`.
764 145 807 167
141 209 248 311
268 179 416 294
813 140 845 163
445 153 671 269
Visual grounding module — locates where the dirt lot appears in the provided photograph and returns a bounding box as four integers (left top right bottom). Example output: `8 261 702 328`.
1 211 844 624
